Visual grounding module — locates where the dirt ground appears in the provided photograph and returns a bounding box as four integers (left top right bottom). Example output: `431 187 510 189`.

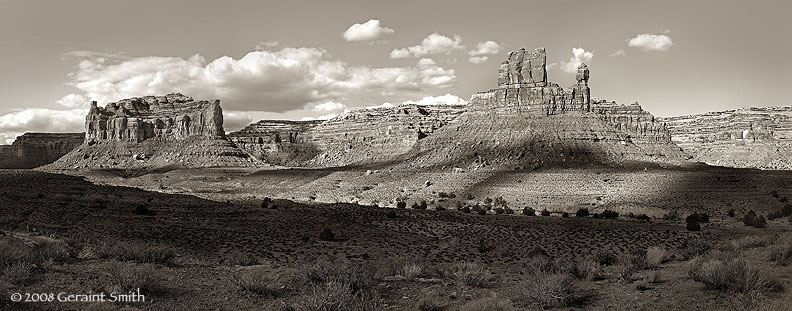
1 169 791 310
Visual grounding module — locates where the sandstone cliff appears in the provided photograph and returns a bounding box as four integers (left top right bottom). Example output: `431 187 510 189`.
46 94 259 169
0 133 83 168
661 106 792 169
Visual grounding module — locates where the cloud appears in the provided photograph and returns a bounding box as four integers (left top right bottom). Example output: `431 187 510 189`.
64 47 456 113
627 33 673 51
342 19 394 42
0 108 87 144
56 93 90 108
554 48 594 74
390 33 464 58
311 101 349 115
401 93 468 106
609 49 626 57
222 111 254 132
467 40 501 64
254 40 280 50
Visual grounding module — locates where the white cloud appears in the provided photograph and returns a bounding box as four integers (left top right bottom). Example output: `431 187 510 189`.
468 56 488 64
555 48 594 74
312 101 349 114
342 19 394 42
609 49 626 57
64 47 456 113
627 33 673 51
364 102 395 110
467 40 501 64
390 33 464 58
401 93 468 106
56 93 90 108
0 108 87 144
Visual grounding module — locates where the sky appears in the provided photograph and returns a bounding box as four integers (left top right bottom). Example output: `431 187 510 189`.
1 0 790 144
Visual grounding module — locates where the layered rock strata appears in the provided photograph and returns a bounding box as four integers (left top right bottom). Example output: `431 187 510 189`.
46 94 258 169
661 107 792 169
0 133 84 168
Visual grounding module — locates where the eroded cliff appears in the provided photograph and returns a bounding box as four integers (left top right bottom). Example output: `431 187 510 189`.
0 133 83 168
661 107 792 169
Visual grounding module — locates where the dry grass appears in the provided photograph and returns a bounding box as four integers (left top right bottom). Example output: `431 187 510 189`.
2 261 33 285
291 281 382 311
645 246 667 268
447 262 495 288
298 260 377 292
416 290 448 311
634 271 660 291
400 261 425 280
768 243 792 266
107 262 160 293
688 255 781 294
522 272 578 308
93 241 175 264
459 297 516 311
570 256 601 281
230 269 284 298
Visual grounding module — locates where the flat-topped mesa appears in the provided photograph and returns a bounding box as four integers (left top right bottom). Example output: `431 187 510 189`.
85 93 224 143
0 133 84 168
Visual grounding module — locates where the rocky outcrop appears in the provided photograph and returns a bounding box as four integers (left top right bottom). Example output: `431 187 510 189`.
227 104 466 167
661 107 792 169
46 94 259 170
85 93 224 143
0 133 83 168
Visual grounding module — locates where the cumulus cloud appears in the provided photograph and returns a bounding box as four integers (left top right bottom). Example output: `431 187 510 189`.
63 47 456 113
554 48 594 74
0 109 87 144
342 19 394 42
254 40 280 50
627 33 673 51
390 33 464 58
56 93 90 108
609 49 626 57
467 40 501 64
312 101 348 114
223 111 254 132
401 93 468 106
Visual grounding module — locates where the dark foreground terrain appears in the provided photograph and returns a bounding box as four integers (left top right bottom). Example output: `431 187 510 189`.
1 169 792 310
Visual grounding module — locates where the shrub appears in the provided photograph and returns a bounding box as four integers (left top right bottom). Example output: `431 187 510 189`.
687 221 701 231
461 206 471 213
576 208 589 217
292 281 382 311
477 208 487 215
459 297 516 311
493 196 508 209
570 256 601 281
477 239 493 253
419 200 428 210
411 202 420 209
135 204 150 216
523 273 577 308
728 209 736 217
396 201 407 209
600 210 619 219
231 269 283 297
687 212 709 224
540 209 551 216
645 246 667 268
417 292 447 311
562 212 569 218
681 238 713 260
493 208 505 215
318 228 335 241
593 249 618 266
261 197 272 208
769 243 792 266
688 256 780 294
107 263 159 294
662 210 680 221
610 255 640 283
744 210 758 226
504 208 515 214
386 210 398 219
93 241 175 264
783 204 792 217
2 261 33 285
522 207 536 216
298 260 378 292
400 262 424 280
447 262 495 287
754 216 767 228
634 271 660 291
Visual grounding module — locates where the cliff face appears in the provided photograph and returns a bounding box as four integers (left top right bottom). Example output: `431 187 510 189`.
227 104 466 167
661 107 792 169
0 133 84 168
46 94 259 169
85 93 224 143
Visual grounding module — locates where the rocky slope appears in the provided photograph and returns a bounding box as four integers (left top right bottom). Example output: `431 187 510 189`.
661 106 792 169
45 94 259 169
0 133 83 168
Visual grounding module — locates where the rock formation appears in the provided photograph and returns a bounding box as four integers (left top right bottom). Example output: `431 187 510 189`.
0 133 83 168
661 106 792 169
228 104 466 167
46 94 259 169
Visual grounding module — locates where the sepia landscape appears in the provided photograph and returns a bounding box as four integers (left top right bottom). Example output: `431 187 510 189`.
1 1 791 310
